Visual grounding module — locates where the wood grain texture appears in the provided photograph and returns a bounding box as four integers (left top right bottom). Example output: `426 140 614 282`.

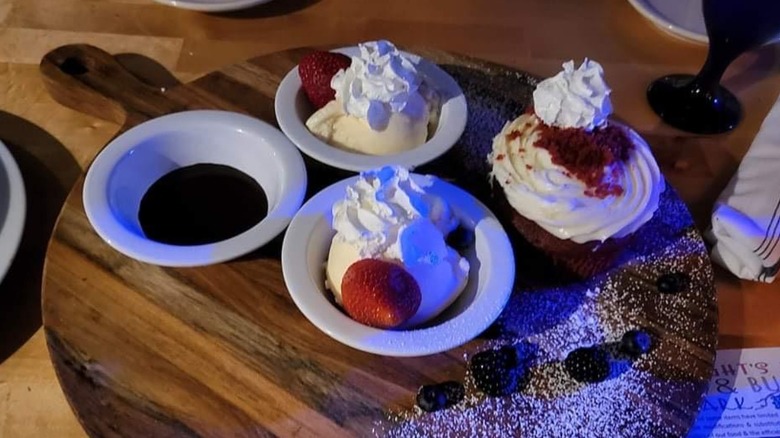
39 45 465 437
36 44 718 436
0 0 779 437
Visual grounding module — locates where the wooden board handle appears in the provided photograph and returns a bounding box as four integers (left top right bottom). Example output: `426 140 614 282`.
39 44 184 125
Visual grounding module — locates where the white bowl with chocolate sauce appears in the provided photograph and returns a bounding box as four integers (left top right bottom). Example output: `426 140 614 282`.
83 110 307 267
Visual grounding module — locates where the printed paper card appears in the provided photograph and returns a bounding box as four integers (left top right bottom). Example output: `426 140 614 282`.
689 347 780 438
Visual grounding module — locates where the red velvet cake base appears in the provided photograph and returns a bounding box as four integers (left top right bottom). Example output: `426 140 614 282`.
491 183 632 278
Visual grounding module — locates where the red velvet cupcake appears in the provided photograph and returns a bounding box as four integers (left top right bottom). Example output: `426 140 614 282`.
488 59 663 277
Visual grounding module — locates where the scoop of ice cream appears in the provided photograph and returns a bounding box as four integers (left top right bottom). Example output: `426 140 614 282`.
324 166 469 327
305 101 428 155
532 59 612 131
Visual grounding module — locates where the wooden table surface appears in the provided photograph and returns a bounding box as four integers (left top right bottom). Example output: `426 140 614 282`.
1 0 779 436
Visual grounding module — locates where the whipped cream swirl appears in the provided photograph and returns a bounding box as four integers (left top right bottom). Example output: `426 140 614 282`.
332 166 457 259
489 115 663 243
331 40 438 131
533 59 613 131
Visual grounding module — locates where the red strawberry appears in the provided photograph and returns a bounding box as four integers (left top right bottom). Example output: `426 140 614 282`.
341 259 421 329
298 51 351 109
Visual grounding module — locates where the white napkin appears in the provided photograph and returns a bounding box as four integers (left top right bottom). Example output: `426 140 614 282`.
708 96 780 283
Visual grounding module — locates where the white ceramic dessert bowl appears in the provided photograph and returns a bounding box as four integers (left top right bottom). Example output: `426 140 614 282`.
281 174 515 357
153 0 274 12
0 140 26 285
627 0 708 44
275 46 468 172
83 110 307 267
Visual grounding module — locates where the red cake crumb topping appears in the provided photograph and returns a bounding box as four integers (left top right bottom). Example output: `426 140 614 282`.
533 123 633 198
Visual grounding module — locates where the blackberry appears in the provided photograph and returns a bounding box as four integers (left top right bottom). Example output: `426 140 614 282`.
416 381 464 412
620 329 655 359
469 346 520 396
446 225 475 251
479 320 507 340
656 272 690 294
564 347 610 383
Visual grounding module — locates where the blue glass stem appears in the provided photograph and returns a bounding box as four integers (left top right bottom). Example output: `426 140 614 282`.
685 42 742 102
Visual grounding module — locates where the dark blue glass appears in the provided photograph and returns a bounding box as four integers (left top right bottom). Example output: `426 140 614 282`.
647 0 780 134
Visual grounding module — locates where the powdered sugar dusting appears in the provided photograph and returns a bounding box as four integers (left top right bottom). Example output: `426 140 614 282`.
371 63 717 437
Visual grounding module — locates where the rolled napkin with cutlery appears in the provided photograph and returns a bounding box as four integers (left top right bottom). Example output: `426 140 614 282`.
708 96 780 282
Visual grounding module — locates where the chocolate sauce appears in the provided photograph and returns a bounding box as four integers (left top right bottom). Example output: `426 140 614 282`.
138 164 268 246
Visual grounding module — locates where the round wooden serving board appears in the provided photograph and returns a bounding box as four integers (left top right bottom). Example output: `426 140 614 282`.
40 45 717 437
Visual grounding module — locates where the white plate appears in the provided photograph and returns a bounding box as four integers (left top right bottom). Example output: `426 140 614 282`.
0 140 26 285
628 0 708 44
153 0 273 12
281 174 515 357
83 110 307 267
275 46 468 172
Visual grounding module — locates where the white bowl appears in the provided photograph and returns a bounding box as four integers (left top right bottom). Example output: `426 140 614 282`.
83 110 307 267
627 0 708 44
281 174 515 357
0 140 26 285
275 46 468 172
153 0 274 12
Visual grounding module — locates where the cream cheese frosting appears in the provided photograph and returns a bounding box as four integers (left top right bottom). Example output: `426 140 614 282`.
489 114 662 244
325 166 469 327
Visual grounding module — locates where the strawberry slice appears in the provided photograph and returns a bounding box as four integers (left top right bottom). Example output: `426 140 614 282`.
341 259 421 329
298 50 351 109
